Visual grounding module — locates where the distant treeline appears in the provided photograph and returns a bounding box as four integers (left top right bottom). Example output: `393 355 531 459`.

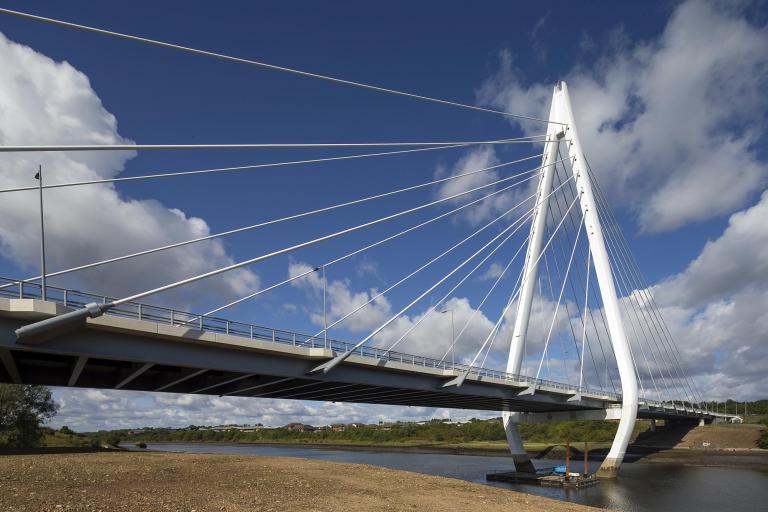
699 400 768 415
85 418 639 446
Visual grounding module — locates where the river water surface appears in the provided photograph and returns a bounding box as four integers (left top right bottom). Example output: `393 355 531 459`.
131 442 767 511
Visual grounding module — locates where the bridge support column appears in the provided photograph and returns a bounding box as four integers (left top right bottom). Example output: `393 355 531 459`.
502 84 563 473
503 420 536 473
556 81 638 479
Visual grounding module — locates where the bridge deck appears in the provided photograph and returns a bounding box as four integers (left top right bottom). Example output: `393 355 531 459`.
0 279 720 421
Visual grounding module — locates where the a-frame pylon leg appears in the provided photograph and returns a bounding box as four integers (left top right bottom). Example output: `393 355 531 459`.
502 85 563 473
557 81 639 477
503 81 638 478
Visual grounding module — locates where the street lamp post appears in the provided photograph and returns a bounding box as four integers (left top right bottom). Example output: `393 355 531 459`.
322 265 327 349
35 165 47 301
442 309 455 367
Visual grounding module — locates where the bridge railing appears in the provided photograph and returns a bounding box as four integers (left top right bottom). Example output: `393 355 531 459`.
1 276 628 401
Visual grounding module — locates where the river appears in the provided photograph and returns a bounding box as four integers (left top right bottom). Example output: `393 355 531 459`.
129 443 767 511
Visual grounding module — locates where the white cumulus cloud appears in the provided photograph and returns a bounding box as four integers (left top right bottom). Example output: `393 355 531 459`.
0 32 257 305
476 0 768 233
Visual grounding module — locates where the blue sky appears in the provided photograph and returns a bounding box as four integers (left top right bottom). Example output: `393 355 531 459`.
0 0 766 429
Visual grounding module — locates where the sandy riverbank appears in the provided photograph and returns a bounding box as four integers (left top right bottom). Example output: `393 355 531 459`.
0 452 596 512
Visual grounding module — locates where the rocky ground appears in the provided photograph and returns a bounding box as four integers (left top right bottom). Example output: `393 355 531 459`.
0 452 596 512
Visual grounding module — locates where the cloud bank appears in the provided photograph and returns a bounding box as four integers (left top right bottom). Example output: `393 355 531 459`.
477 0 768 233
0 32 257 305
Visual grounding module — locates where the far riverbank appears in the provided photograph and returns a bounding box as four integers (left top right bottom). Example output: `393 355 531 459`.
127 439 768 470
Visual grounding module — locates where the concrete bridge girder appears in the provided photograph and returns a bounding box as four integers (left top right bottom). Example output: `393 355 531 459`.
0 301 612 414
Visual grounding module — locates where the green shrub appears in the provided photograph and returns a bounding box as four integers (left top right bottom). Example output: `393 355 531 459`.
102 434 122 447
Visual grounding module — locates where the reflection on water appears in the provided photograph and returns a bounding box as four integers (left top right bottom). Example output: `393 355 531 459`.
130 443 768 511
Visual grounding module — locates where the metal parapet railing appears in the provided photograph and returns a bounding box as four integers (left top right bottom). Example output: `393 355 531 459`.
1 275 716 415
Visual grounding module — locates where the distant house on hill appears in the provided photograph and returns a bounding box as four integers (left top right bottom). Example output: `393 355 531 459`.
200 424 264 433
285 423 315 432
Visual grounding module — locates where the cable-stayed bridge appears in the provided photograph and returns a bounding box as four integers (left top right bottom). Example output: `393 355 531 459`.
0 7 736 478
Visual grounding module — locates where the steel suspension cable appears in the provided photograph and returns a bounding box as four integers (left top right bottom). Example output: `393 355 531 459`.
0 138 560 153
382 227 531 355
471 264 527 374
435 234 529 362
5 155 558 289
479 264 527 368
580 161 691 404
587 166 700 405
0 7 561 125
447 192 580 386
534 210 585 381
0 138 544 194
539 253 558 377
574 175 665 401
596 203 673 404
435 172 582 363
544 248 585 385
114 170 544 305
191 178 534 320
552 158 623 393
578 164 679 403
579 248 592 391
544 199 603 390
593 199 682 404
453 259 527 372
587 164 702 405
541 201 585 385
549 161 617 392
309 202 535 341
310 200 556 374
541 254 556 379
15 165 555 340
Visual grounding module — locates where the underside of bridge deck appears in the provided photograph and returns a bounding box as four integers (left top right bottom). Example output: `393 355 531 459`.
0 302 716 423
0 311 608 413
0 347 602 413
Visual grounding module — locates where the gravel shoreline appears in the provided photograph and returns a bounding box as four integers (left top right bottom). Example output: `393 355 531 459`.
0 452 597 512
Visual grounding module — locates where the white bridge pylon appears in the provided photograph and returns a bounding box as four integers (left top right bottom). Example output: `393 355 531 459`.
503 81 638 478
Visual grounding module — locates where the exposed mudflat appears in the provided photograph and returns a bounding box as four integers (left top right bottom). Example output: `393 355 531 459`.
0 452 598 512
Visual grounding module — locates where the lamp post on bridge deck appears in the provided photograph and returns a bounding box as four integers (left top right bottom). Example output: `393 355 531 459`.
35 165 47 301
441 308 455 367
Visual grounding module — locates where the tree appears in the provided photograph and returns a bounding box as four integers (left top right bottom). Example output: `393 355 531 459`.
0 384 57 448
102 433 122 447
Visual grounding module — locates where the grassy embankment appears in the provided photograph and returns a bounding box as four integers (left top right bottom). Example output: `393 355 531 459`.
40 416 768 452
78 418 642 453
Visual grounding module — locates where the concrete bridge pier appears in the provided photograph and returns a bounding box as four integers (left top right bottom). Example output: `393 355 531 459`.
503 412 536 473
